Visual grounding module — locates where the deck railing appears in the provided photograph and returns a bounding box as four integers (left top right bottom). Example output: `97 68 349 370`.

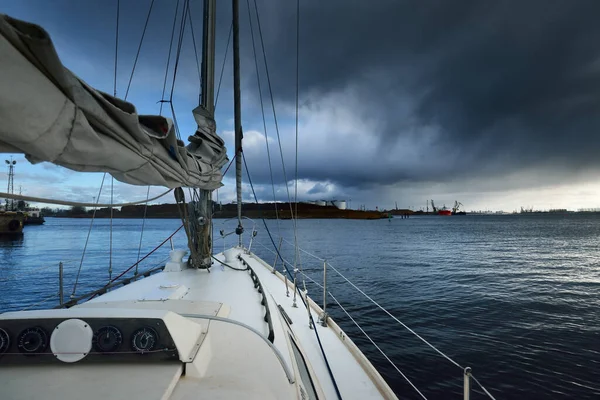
251 236 497 400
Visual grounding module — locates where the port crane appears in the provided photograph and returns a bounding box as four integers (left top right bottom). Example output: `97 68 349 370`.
430 199 437 212
452 201 467 215
452 201 463 214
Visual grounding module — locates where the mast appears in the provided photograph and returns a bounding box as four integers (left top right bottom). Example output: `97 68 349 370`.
201 0 216 114
197 0 216 266
232 0 244 243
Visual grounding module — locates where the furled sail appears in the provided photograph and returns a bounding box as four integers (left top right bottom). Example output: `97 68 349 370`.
0 14 228 189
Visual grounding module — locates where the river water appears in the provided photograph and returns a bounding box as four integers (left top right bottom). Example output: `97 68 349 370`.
1 214 599 399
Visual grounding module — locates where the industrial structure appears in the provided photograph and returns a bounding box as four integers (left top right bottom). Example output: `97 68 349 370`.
4 156 16 211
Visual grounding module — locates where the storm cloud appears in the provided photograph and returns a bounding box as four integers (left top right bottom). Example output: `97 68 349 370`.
4 0 600 210
235 0 600 195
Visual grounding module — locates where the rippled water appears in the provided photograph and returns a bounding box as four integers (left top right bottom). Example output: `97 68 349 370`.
1 215 599 399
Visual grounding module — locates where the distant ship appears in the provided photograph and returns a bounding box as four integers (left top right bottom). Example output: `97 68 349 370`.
431 199 453 216
24 209 45 225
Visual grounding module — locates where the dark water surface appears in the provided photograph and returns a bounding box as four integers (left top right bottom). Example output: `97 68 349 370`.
1 215 599 399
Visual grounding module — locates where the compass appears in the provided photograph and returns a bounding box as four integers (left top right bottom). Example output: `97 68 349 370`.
17 327 48 354
93 325 123 353
131 327 158 354
0 328 9 354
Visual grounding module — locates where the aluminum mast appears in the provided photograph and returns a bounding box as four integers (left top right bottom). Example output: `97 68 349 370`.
197 0 217 266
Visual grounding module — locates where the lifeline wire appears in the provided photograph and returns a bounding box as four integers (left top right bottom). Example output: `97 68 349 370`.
273 239 497 399
329 292 428 399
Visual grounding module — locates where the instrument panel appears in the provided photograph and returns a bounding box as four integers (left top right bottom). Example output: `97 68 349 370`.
0 317 178 364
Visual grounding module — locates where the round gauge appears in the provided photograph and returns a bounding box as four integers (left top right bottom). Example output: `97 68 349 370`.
17 327 48 354
93 326 122 353
131 327 159 353
0 328 10 354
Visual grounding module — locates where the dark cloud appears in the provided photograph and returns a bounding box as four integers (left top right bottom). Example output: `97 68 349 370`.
5 0 600 209
238 0 600 190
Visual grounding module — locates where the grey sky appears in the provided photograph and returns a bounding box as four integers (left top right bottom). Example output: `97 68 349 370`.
3 0 600 211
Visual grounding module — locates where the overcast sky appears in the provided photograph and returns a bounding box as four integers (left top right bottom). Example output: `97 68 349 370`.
3 0 600 212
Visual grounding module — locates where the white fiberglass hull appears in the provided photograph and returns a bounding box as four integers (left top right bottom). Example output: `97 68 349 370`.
0 246 396 400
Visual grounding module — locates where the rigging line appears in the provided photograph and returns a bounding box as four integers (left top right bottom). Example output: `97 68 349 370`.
252 0 297 253
85 262 167 303
159 0 181 116
135 185 151 275
471 375 498 400
329 292 428 400
253 239 304 280
169 0 190 103
211 255 247 271
290 0 306 297
113 0 120 97
294 0 299 221
71 173 106 298
124 0 155 101
270 234 494 399
246 0 280 236
242 152 293 281
0 188 173 208
240 156 341 398
300 270 324 290
215 22 232 110
186 0 202 104
281 236 325 261
176 190 201 267
326 261 464 370
302 291 343 400
168 0 190 140
258 238 327 294
108 225 183 284
109 177 114 282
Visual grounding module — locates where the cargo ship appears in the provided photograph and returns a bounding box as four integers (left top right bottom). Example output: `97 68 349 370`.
431 200 452 216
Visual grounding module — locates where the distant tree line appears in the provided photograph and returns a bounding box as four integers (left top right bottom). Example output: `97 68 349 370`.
40 206 88 217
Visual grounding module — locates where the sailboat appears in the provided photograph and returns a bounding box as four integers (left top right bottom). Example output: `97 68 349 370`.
0 2 495 399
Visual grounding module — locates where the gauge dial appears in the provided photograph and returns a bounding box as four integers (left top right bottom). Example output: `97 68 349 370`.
131 327 158 353
17 327 48 354
0 328 9 354
93 326 123 353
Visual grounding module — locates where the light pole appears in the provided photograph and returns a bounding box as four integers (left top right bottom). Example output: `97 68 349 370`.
5 157 16 211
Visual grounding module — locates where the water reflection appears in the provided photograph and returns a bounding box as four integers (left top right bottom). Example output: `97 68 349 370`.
0 233 24 247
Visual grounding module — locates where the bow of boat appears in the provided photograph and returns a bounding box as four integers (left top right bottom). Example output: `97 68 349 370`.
0 246 396 400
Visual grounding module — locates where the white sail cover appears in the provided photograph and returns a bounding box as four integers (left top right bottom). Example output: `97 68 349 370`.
0 15 227 189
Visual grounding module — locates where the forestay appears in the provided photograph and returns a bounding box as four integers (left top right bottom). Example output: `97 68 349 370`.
0 14 227 189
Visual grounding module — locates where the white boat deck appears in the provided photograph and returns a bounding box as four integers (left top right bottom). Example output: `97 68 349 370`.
0 247 397 400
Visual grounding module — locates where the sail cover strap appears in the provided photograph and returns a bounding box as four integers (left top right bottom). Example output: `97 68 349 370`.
0 14 228 189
